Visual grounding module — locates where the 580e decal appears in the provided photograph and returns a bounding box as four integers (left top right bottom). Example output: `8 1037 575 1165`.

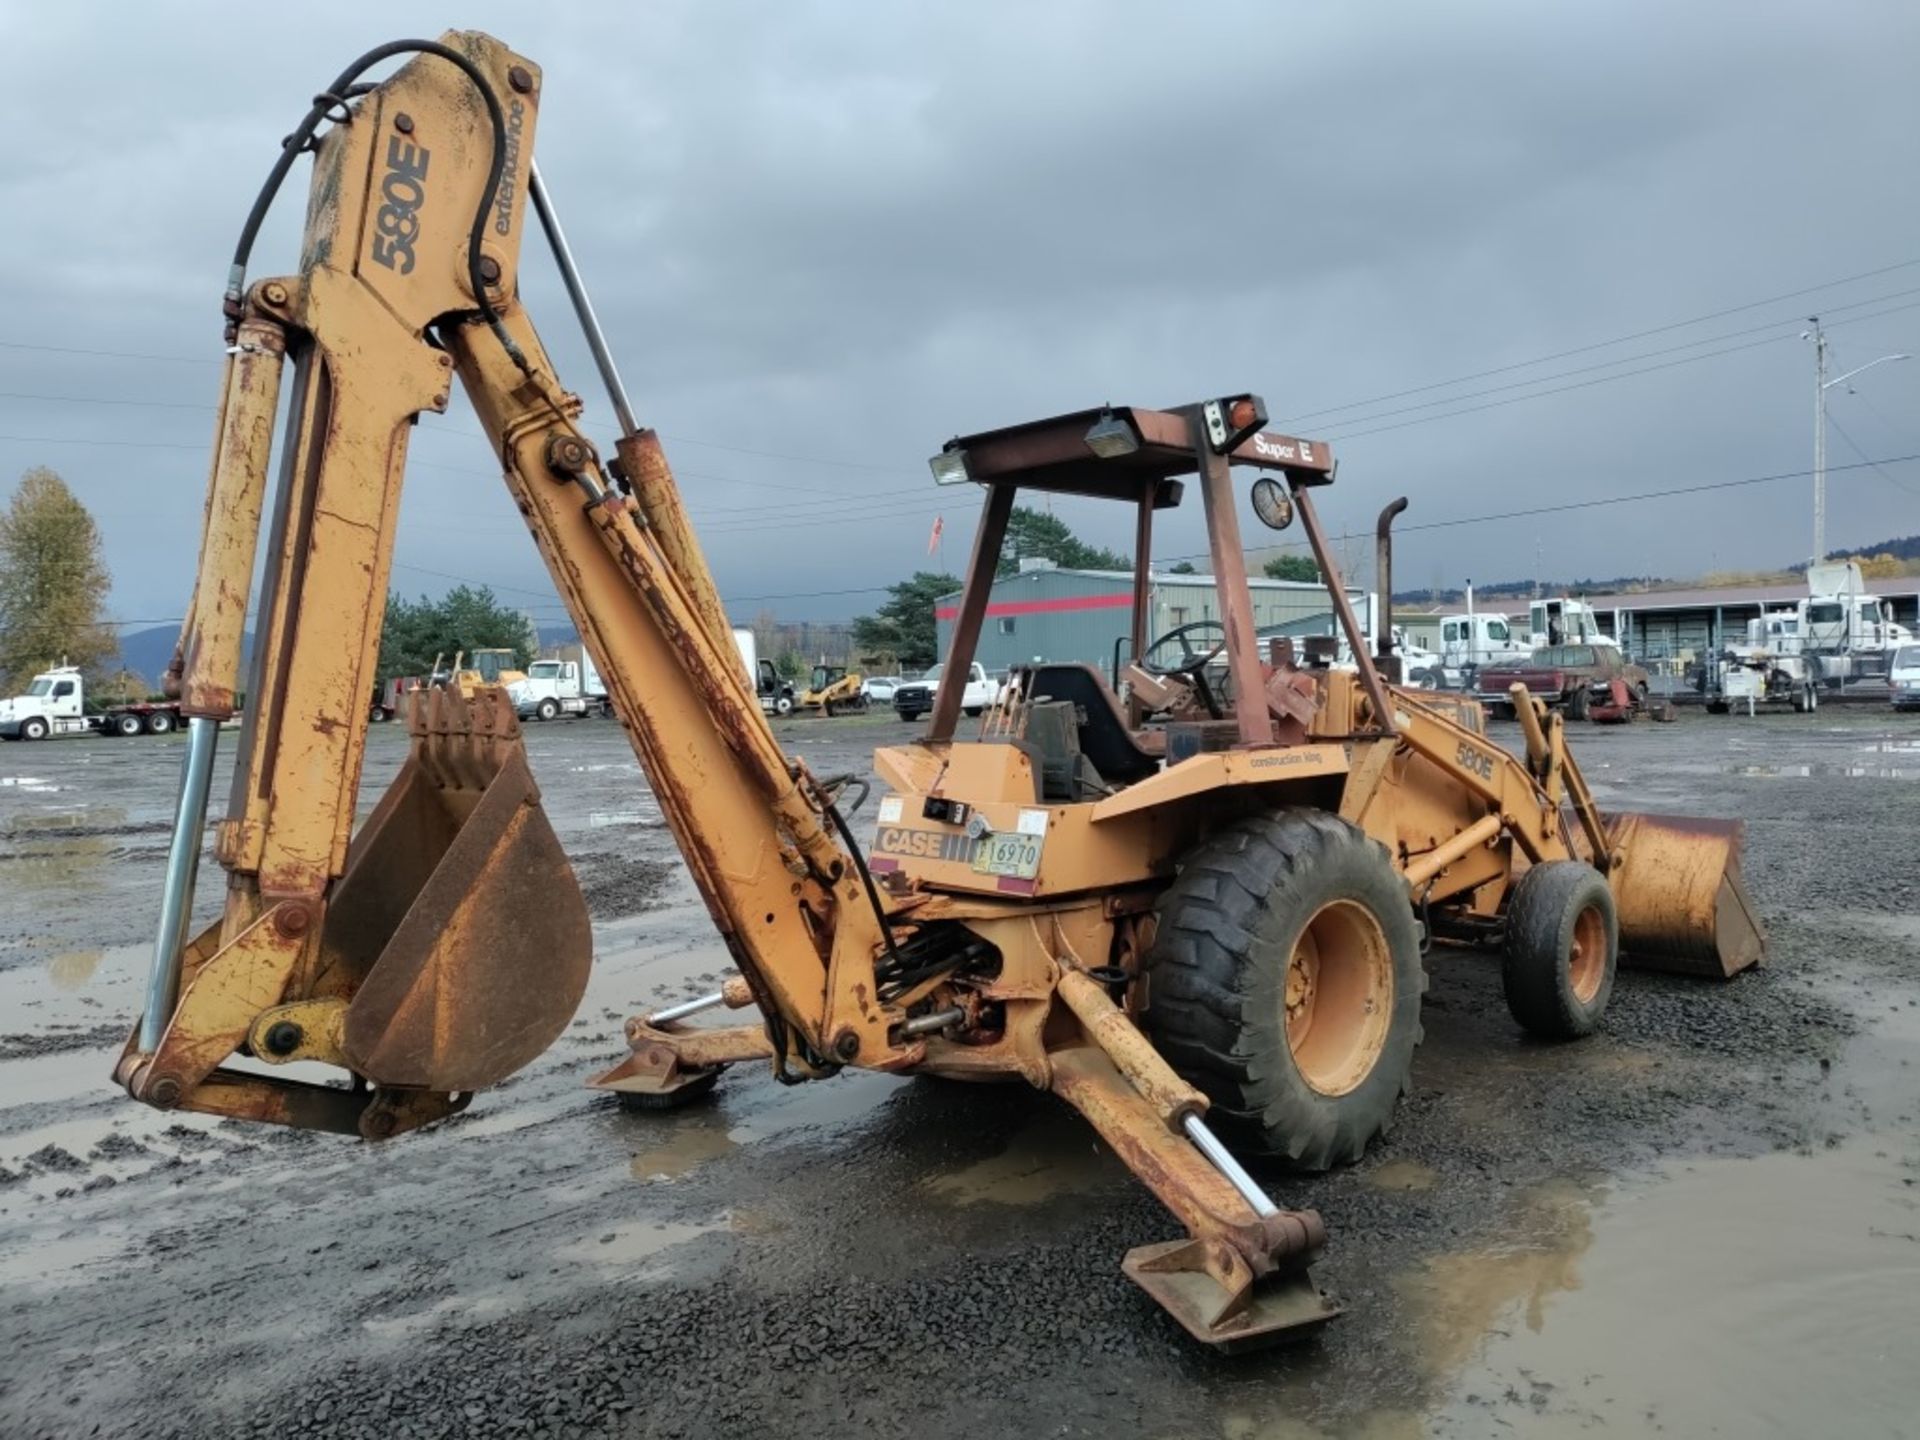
370 137 430 275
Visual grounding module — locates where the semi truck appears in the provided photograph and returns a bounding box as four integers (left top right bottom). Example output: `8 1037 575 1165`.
0 666 193 739
507 652 610 721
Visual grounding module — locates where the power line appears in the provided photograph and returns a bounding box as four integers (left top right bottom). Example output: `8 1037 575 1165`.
1155 453 1920 566
1310 285 1920 435
1319 299 1920 446
1826 416 1920 499
1278 256 1920 425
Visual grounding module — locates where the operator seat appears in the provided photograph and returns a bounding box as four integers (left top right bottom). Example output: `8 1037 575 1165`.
1023 664 1161 787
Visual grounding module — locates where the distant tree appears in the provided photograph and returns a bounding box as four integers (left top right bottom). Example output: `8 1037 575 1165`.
850 572 959 671
1262 554 1321 583
0 468 116 690
998 507 1128 578
93 667 152 705
1855 552 1907 579
377 584 537 679
1166 560 1197 575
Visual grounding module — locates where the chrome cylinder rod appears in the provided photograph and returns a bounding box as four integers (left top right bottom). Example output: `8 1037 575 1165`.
527 159 638 435
1182 1113 1279 1218
139 717 219 1051
900 1006 966 1037
650 990 726 1025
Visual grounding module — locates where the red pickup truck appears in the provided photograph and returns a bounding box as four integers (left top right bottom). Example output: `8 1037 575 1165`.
1475 644 1649 720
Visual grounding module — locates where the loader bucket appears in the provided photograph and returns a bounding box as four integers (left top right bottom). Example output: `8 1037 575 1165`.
1605 812 1765 978
321 687 592 1091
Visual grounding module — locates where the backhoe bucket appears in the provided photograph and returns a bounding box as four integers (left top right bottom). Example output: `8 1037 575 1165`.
1605 812 1765 979
323 687 592 1090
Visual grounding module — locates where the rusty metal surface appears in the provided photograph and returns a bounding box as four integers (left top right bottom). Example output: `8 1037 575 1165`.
1191 419 1275 748
336 688 592 1090
616 429 734 655
1049 1045 1336 1350
1293 485 1394 736
1607 812 1766 977
1055 968 1205 1128
175 316 288 717
929 482 1015 742
949 404 1335 501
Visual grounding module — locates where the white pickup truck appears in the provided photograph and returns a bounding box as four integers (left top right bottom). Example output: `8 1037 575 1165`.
508 654 610 721
892 661 995 721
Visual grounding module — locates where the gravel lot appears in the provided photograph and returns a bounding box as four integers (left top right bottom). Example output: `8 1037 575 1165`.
1 711 1916 1438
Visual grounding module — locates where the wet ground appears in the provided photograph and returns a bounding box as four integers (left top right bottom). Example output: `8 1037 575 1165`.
2 711 1917 1438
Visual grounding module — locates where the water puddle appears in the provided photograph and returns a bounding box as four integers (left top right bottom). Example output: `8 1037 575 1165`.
1726 761 1920 779
586 809 664 830
627 1120 737 1181
1366 1159 1439 1192
1397 1175 1600 1379
1425 1140 1920 1435
1385 1008 1920 1435
555 1215 729 1270
926 1108 1113 1206
724 1068 901 1145
46 948 104 991
0 774 64 794
363 1293 513 1338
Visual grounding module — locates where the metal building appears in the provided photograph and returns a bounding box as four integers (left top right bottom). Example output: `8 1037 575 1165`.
933 559 1374 678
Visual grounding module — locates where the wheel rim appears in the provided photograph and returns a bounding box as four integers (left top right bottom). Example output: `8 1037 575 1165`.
1568 902 1607 1003
1284 899 1394 1097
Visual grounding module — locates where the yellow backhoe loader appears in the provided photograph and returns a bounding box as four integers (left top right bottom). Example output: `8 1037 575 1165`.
119 31 1763 1353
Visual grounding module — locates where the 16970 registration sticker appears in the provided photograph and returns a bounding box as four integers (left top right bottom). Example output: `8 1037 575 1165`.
972 831 1044 879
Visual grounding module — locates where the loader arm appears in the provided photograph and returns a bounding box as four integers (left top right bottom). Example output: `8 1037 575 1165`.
117 31 898 1138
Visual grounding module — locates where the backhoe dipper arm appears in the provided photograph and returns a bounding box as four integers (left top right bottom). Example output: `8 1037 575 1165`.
117 32 898 1138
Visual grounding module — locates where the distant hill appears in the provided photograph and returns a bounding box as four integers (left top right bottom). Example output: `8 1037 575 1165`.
113 626 183 690
1819 534 1920 566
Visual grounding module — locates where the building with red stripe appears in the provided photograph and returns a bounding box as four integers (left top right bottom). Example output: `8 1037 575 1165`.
931 559 1375 679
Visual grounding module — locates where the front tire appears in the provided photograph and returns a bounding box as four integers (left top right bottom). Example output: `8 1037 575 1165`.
1143 811 1425 1170
20 717 49 741
1501 861 1617 1040
536 698 560 722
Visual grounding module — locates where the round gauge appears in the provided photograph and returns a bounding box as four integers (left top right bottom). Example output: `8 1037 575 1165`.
1250 476 1294 530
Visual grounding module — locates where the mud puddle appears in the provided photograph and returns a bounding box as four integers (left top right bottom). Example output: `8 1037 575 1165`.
1418 1134 1920 1436
925 1106 1114 1206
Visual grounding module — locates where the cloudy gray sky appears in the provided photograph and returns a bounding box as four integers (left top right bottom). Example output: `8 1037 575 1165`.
3 1 1916 636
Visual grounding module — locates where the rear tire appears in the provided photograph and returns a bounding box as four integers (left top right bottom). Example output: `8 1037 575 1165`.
1501 861 1616 1040
114 713 144 737
1566 686 1591 721
1143 810 1425 1170
145 711 174 735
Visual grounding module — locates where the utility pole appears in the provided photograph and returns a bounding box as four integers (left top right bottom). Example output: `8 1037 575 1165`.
1806 317 1908 565
1810 317 1829 564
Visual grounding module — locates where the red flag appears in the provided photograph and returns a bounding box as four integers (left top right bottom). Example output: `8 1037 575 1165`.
927 514 944 556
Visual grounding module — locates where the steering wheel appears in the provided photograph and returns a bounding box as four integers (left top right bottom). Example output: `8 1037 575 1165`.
1139 620 1229 717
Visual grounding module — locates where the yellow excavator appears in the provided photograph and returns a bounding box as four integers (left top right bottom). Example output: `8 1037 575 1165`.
122 32 1763 1352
